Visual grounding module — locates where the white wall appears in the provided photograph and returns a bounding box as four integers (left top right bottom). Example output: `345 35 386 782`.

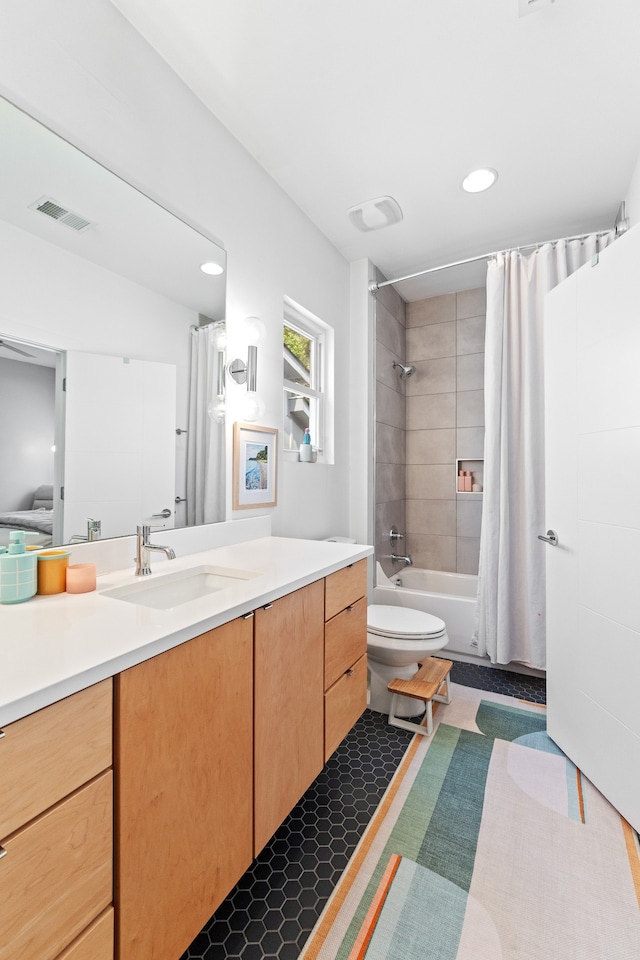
0 0 354 541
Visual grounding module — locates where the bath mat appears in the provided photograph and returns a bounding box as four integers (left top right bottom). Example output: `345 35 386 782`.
299 684 640 960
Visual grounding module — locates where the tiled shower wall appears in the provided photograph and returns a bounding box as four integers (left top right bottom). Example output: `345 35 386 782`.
374 270 406 580
405 288 486 575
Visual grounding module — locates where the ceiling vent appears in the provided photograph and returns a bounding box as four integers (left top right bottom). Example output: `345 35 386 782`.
347 196 403 232
29 196 93 232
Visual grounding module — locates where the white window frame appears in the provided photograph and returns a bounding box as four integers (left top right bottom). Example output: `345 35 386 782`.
283 296 334 463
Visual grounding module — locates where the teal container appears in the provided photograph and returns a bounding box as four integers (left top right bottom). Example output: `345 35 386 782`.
0 530 38 604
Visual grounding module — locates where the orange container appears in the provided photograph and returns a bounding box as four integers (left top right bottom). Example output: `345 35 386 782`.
37 550 71 595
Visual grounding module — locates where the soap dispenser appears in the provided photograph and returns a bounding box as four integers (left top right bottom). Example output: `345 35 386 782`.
0 530 38 604
299 427 313 462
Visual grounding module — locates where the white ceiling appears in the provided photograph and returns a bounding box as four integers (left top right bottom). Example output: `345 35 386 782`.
110 0 640 300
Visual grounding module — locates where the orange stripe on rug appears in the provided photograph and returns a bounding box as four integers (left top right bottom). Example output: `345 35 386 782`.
621 818 640 910
346 854 401 960
301 733 424 960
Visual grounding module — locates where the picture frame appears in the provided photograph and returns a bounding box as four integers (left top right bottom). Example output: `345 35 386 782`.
233 422 278 510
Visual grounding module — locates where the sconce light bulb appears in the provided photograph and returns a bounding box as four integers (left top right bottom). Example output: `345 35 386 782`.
243 316 266 345
210 321 227 350
207 398 226 424
241 390 265 422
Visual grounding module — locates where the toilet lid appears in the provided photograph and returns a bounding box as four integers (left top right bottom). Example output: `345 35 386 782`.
367 604 446 640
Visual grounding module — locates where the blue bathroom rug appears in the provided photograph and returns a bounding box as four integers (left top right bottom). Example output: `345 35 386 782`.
299 683 640 960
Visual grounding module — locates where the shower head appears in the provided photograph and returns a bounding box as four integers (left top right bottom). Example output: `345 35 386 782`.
393 361 416 380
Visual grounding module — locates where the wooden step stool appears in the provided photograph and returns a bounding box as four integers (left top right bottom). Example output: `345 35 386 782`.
387 657 453 737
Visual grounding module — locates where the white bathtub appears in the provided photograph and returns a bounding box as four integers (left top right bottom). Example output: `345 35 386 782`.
372 563 483 661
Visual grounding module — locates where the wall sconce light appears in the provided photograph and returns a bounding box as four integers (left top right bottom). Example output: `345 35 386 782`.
207 320 227 424
227 316 266 422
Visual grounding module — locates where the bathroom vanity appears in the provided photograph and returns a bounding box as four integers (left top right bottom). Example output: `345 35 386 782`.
0 536 370 960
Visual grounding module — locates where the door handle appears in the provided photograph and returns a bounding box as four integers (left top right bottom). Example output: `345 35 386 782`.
152 508 172 519
537 529 559 546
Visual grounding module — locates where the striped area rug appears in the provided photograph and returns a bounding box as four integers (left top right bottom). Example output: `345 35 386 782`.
300 684 640 960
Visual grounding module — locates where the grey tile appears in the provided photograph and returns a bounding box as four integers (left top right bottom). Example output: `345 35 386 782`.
376 299 405 359
406 464 456 500
457 537 481 575
407 321 456 362
457 426 485 459
456 353 484 392
376 339 404 392
407 393 455 431
407 429 456 465
376 422 405 464
407 294 456 327
406 534 456 572
376 500 406 548
406 357 456 396
456 287 486 320
456 500 483 538
376 380 405 430
376 462 405 504
374 274 406 324
456 317 486 356
407 499 456 537
456 390 484 428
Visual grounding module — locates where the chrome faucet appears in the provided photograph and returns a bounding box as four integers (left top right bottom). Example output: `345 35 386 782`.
391 553 413 566
87 518 101 541
135 524 176 576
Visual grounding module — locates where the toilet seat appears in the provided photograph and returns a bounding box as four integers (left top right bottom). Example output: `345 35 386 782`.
367 604 446 641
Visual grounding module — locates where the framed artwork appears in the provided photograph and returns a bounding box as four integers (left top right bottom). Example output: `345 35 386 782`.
233 422 278 510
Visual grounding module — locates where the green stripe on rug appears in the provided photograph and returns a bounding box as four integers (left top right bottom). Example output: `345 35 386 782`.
366 858 468 960
475 700 547 742
334 724 463 960
417 728 493 892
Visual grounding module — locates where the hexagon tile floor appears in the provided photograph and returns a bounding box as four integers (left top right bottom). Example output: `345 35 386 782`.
181 662 546 960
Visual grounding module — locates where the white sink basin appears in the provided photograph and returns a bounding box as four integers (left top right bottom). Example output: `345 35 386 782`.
102 565 259 610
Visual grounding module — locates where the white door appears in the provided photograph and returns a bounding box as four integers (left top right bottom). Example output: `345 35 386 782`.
544 227 640 833
63 351 176 542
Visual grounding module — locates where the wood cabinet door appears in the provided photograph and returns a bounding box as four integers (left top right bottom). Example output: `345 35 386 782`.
115 618 253 960
324 559 367 620
254 580 325 855
0 772 112 960
0 678 112 840
324 596 367 689
324 654 367 762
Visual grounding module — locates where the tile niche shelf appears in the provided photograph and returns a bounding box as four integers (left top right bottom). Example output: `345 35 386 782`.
456 458 484 500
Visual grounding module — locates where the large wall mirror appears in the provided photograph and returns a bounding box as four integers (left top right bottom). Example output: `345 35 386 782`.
0 95 226 548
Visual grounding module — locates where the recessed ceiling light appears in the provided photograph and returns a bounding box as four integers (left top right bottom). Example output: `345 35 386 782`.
461 168 498 194
200 261 224 276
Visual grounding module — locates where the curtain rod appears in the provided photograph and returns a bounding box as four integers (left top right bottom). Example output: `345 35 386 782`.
368 228 615 294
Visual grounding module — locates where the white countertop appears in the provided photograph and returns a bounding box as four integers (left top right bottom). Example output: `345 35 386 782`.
0 536 372 726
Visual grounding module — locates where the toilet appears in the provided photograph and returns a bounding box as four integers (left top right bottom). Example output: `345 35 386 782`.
367 604 449 717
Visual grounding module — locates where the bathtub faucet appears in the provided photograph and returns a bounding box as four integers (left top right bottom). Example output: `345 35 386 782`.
391 553 413 566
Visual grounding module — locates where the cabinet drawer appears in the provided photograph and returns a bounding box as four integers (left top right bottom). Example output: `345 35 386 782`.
325 559 367 621
324 654 367 762
0 679 112 839
0 771 113 960
56 908 113 960
325 596 367 690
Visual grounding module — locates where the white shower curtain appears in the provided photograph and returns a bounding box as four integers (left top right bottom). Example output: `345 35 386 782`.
475 233 614 669
186 325 225 526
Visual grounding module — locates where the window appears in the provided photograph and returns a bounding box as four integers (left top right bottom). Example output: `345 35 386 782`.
283 298 333 460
